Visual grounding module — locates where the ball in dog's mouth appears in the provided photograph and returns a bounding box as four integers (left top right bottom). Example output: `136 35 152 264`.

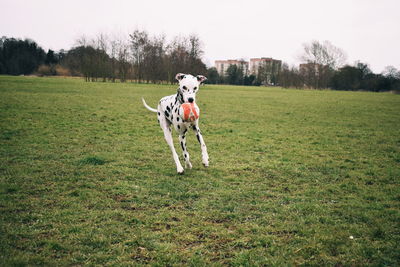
180 103 199 122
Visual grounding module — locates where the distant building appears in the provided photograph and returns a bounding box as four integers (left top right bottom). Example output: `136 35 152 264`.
250 58 282 85
215 57 282 85
249 58 282 76
215 59 249 77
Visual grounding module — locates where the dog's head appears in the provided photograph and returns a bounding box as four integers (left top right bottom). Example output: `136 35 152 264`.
176 73 207 103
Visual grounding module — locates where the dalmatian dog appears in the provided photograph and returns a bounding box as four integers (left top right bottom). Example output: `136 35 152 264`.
141 73 209 174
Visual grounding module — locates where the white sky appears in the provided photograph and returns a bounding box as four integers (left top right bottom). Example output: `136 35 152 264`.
1 0 399 72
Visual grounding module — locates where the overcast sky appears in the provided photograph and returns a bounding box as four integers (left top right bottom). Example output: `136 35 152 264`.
2 0 399 72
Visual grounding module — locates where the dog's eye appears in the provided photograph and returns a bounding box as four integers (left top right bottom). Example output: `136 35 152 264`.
183 86 187 90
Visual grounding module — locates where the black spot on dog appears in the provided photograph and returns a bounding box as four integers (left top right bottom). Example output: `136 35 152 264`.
164 110 169 117
184 154 187 158
166 106 171 112
177 117 179 121
158 112 160 116
180 141 185 151
196 134 201 144
171 115 173 120
177 125 180 129
193 126 197 131
183 129 187 135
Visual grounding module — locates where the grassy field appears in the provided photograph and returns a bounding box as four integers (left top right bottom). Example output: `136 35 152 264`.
0 76 399 266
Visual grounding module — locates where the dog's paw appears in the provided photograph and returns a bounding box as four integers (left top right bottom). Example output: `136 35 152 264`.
177 166 185 174
185 161 193 169
202 156 209 167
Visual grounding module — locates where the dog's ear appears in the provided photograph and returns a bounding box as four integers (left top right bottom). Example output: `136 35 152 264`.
175 73 186 81
196 75 207 84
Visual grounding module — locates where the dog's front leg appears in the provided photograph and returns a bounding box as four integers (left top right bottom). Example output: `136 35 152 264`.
179 131 192 169
192 122 209 167
159 117 184 174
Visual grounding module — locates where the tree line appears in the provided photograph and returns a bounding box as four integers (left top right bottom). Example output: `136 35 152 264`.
206 40 400 92
0 37 52 75
0 31 207 84
278 41 400 92
1 36 399 92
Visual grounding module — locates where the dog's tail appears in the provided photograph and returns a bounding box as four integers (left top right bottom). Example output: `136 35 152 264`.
141 97 158 113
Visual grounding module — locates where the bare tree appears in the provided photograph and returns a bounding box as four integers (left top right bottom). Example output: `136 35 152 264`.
165 36 188 83
144 34 167 83
116 38 130 82
322 41 347 69
95 33 111 82
278 63 303 88
108 38 118 82
382 65 400 91
74 35 88 47
129 29 149 83
96 33 108 52
66 30 207 84
382 66 400 79
299 40 347 88
300 40 347 70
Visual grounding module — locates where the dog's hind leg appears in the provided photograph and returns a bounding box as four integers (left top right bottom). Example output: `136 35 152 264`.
159 114 184 174
179 130 192 169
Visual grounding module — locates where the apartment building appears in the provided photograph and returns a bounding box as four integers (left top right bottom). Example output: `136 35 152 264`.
215 57 282 85
215 59 249 77
249 58 282 76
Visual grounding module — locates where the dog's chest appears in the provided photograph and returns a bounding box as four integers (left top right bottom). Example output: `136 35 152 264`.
159 94 181 123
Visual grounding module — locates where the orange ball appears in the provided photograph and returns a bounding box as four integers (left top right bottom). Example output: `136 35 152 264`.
181 103 199 122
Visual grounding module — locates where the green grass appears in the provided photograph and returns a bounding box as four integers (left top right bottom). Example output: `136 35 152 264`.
0 75 399 266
